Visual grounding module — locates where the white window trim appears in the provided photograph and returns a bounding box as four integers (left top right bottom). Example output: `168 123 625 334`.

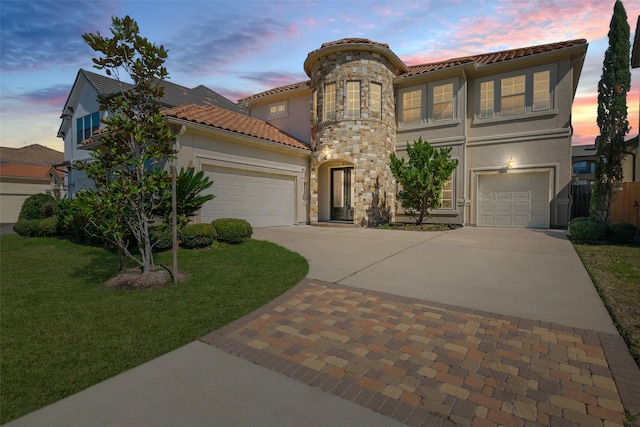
398 87 425 127
370 81 382 120
474 64 557 123
324 83 336 121
345 81 361 119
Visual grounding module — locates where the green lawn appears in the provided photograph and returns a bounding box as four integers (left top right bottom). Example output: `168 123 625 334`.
573 242 640 366
0 235 308 424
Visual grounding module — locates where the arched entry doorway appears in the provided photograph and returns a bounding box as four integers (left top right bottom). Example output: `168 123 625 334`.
316 160 355 223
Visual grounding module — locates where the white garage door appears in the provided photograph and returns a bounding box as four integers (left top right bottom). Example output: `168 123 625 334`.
201 166 295 228
478 173 549 228
0 194 29 223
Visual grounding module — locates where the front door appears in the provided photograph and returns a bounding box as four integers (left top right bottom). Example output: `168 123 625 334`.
331 167 354 221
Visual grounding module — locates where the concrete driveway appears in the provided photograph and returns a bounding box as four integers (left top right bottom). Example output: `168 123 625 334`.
253 225 617 334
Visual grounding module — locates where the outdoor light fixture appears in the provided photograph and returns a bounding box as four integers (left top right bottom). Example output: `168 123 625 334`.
322 145 331 160
507 157 515 169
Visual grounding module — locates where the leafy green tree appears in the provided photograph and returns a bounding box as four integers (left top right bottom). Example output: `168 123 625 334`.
590 0 631 225
390 137 458 225
155 167 214 228
73 16 177 274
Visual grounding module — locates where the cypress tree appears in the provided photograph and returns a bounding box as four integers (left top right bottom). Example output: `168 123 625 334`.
591 0 631 224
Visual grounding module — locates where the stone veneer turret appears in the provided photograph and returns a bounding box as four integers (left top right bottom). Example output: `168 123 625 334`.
304 38 408 226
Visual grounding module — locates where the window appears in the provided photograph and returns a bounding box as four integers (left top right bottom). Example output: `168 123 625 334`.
533 70 550 111
439 176 454 209
433 83 454 121
370 82 382 119
76 111 100 144
476 67 554 120
346 81 361 118
312 90 318 123
479 81 494 118
501 75 525 116
402 89 422 125
268 101 287 118
324 83 336 121
573 160 596 175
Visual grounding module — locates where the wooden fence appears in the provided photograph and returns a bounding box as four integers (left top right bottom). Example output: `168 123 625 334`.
610 182 640 230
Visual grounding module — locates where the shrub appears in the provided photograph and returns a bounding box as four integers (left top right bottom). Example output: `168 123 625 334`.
18 193 57 220
212 218 252 244
13 219 40 236
606 223 637 244
150 226 173 252
569 218 606 242
13 217 58 237
180 223 217 249
54 198 102 244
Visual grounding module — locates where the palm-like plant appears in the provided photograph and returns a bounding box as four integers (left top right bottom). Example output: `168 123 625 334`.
157 167 214 228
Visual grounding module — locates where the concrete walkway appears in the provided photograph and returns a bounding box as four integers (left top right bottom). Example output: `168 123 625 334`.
6 226 640 426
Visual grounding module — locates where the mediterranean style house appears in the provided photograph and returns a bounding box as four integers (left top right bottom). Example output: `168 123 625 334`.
60 37 588 229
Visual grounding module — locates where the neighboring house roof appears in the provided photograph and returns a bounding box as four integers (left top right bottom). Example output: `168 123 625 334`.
162 104 310 151
242 39 588 102
77 69 246 113
0 163 60 179
0 144 63 165
572 144 597 158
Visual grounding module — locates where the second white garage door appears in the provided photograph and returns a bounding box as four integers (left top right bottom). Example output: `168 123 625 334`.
200 166 295 228
478 172 549 228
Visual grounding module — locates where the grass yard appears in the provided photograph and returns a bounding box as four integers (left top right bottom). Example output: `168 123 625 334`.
0 235 308 424
573 242 640 366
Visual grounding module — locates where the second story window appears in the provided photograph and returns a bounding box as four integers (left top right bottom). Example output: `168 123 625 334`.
370 82 382 119
533 70 550 111
76 111 100 144
324 83 336 121
268 101 287 118
402 89 422 125
346 81 361 118
501 75 526 116
312 90 318 124
433 83 454 121
479 81 495 118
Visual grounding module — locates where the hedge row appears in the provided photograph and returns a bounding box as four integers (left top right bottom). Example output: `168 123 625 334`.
569 217 637 244
150 218 253 251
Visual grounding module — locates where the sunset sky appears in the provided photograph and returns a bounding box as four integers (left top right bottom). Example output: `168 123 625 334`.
1 0 639 152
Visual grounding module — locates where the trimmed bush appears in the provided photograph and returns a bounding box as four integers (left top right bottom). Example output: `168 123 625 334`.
569 218 606 242
18 193 57 220
13 219 40 237
180 223 217 249
13 217 58 237
212 218 252 244
606 223 637 244
150 226 173 252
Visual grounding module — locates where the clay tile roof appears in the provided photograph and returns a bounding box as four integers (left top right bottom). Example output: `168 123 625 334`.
401 39 587 78
0 163 57 179
162 104 310 151
238 80 309 103
320 38 389 49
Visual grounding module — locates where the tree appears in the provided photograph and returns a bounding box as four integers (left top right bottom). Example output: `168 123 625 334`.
155 167 214 229
73 16 177 274
390 137 458 225
590 0 631 225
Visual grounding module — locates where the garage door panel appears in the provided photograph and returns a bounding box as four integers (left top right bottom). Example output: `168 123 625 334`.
478 173 549 228
201 166 295 228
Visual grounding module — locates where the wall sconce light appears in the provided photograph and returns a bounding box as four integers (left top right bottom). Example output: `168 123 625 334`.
187 160 194 169
506 157 515 169
322 145 331 160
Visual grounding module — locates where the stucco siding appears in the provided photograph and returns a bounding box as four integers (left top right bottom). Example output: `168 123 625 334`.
248 92 312 145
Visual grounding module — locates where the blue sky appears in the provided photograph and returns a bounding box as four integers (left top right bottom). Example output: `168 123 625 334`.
1 0 639 152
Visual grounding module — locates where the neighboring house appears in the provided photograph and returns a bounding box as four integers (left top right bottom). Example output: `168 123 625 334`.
0 144 64 223
62 37 588 229
57 69 246 198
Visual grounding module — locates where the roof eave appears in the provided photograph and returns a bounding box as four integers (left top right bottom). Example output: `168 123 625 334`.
241 84 310 108
165 117 311 156
303 42 408 76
